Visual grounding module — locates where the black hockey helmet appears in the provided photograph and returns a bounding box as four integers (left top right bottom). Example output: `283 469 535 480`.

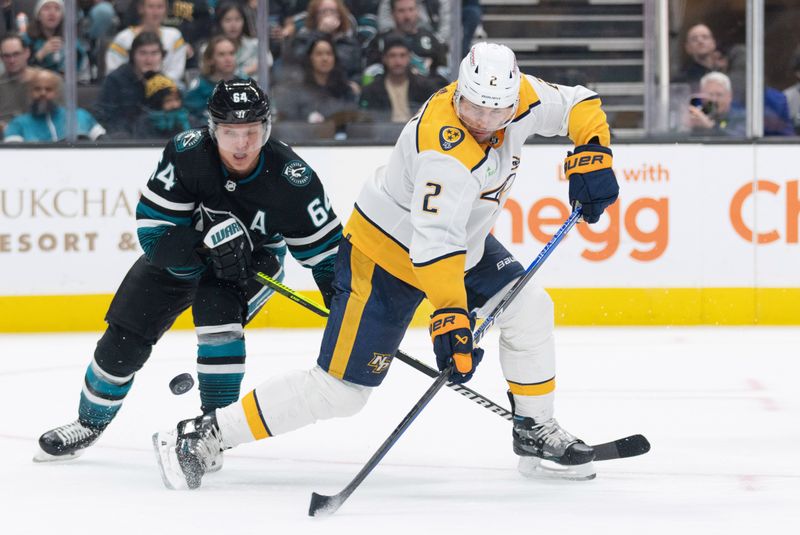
207 78 270 125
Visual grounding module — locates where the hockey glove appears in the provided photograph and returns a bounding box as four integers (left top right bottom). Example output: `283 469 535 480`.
202 217 252 282
429 308 484 384
564 144 619 224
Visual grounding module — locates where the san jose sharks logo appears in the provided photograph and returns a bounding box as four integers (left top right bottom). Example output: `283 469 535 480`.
282 160 312 187
439 126 464 151
174 129 203 152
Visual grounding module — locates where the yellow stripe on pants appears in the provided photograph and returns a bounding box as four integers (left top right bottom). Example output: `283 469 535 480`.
328 246 376 379
508 377 556 396
242 390 270 440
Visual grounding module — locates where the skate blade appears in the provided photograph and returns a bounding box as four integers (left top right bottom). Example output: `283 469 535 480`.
152 432 188 490
32 446 84 463
517 456 596 481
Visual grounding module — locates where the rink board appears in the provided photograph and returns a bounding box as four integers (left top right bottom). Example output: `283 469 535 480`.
1 144 798 330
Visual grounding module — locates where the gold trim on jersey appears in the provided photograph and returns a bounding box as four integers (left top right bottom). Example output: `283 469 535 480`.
413 253 467 310
242 390 271 440
568 96 611 147
416 83 488 170
508 377 556 396
328 244 376 379
343 206 419 288
344 207 468 310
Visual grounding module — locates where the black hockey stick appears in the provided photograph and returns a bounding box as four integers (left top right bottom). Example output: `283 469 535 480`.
306 209 580 516
254 207 650 462
309 366 454 517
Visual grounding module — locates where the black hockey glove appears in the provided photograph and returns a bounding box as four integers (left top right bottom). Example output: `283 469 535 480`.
564 144 620 224
429 308 484 384
202 217 252 282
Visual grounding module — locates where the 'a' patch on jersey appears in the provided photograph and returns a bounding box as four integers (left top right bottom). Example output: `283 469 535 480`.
174 129 203 152
439 126 464 151
282 160 312 187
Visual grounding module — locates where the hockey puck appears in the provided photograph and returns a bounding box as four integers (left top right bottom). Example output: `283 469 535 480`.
169 373 195 395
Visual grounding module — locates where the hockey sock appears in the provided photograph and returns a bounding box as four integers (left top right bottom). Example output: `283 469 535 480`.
78 357 134 428
196 324 246 413
216 365 371 448
490 282 557 422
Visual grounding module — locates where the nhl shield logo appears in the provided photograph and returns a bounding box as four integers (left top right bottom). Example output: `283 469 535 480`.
224 180 236 191
439 126 464 151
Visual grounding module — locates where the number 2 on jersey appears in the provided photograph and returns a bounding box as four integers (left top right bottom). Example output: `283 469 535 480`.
422 182 442 213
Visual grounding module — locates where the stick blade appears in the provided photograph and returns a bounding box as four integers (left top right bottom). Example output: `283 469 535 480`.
309 492 344 517
593 434 651 461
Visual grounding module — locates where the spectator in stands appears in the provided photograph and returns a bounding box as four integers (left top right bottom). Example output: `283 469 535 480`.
3 69 105 141
94 31 163 137
122 0 211 64
1 0 22 44
106 0 187 85
184 35 239 122
678 23 727 91
274 32 359 125
359 34 438 122
1 34 37 134
132 71 190 139
763 87 794 137
77 0 119 80
26 0 91 82
367 0 447 81
214 2 259 78
687 71 745 137
377 0 449 46
784 50 800 135
290 0 362 81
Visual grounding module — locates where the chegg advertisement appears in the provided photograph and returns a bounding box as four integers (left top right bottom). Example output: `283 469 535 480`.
0 144 797 328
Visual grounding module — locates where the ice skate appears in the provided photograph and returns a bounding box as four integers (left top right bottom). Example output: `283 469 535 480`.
513 416 596 480
33 420 104 462
153 413 223 490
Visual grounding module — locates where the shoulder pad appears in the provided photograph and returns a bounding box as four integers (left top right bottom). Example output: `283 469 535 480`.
416 82 487 171
511 76 542 122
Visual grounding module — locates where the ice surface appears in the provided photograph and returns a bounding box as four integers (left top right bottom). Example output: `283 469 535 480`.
2 327 799 534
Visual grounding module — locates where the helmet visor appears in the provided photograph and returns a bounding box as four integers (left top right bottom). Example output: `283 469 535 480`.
213 121 269 153
455 96 517 139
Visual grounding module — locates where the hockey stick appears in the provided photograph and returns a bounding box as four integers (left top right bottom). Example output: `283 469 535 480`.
309 366 454 517
254 207 650 463
255 272 649 462
304 208 597 516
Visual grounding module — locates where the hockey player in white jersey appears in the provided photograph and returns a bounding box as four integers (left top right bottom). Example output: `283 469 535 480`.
154 42 620 489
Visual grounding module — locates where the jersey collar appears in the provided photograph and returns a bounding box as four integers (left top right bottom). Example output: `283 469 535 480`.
220 151 265 186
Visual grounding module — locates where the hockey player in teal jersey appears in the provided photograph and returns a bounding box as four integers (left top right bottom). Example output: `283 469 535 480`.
35 79 343 464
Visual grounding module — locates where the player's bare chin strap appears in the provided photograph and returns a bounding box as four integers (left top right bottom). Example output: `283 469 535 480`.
217 366 372 446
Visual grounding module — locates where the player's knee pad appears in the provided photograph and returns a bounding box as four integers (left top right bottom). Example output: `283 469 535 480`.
306 365 372 419
253 365 372 436
489 282 556 380
94 323 154 377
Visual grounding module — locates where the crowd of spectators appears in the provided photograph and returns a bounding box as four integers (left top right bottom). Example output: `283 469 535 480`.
0 0 476 142
676 22 797 137
3 0 799 143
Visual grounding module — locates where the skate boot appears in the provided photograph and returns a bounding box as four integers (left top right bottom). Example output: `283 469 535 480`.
513 416 596 480
153 412 223 490
33 420 105 462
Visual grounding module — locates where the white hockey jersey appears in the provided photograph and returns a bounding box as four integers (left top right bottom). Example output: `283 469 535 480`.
343 75 611 311
105 26 187 85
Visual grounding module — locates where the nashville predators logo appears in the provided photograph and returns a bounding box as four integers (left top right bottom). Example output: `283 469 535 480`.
368 353 393 374
439 126 464 151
